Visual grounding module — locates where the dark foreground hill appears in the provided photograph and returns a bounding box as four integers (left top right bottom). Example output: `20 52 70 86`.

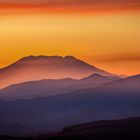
37 117 140 140
1 117 140 140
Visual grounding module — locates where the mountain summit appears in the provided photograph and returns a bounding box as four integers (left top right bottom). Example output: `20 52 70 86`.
0 55 112 89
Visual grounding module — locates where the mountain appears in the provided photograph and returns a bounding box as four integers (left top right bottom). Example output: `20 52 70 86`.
0 74 139 136
0 55 112 89
1 117 140 140
37 117 140 140
98 74 140 93
80 73 120 82
0 74 117 100
0 78 76 100
64 74 120 93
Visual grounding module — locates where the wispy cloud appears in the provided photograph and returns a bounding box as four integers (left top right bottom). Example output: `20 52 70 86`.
0 0 139 6
96 54 140 63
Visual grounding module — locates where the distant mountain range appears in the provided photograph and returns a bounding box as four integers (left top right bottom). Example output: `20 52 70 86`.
0 74 119 100
0 55 139 137
0 55 113 89
0 74 140 136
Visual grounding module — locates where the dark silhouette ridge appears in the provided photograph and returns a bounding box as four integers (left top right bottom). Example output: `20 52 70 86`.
36 117 140 140
1 117 140 140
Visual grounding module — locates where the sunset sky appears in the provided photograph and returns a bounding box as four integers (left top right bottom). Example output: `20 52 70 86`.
0 0 140 76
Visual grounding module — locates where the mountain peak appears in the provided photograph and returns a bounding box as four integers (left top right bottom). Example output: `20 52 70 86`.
19 55 63 61
18 55 80 62
82 73 107 81
64 56 77 59
88 73 105 77
16 55 96 69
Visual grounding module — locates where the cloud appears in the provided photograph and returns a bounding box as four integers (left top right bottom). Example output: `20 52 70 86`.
0 0 139 6
96 54 140 63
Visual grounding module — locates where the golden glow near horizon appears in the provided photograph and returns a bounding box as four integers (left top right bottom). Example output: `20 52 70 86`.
0 7 140 76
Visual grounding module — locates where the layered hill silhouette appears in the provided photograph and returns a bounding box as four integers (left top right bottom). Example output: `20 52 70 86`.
0 55 112 89
1 117 140 140
0 74 140 136
0 74 119 100
37 117 140 140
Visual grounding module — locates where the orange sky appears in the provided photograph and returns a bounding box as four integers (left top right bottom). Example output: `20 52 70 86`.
0 4 140 76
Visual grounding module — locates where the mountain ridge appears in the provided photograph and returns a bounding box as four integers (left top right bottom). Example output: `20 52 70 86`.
0 55 112 89
0 73 117 100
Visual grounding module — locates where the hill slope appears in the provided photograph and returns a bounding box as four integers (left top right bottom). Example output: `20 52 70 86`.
37 117 140 139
